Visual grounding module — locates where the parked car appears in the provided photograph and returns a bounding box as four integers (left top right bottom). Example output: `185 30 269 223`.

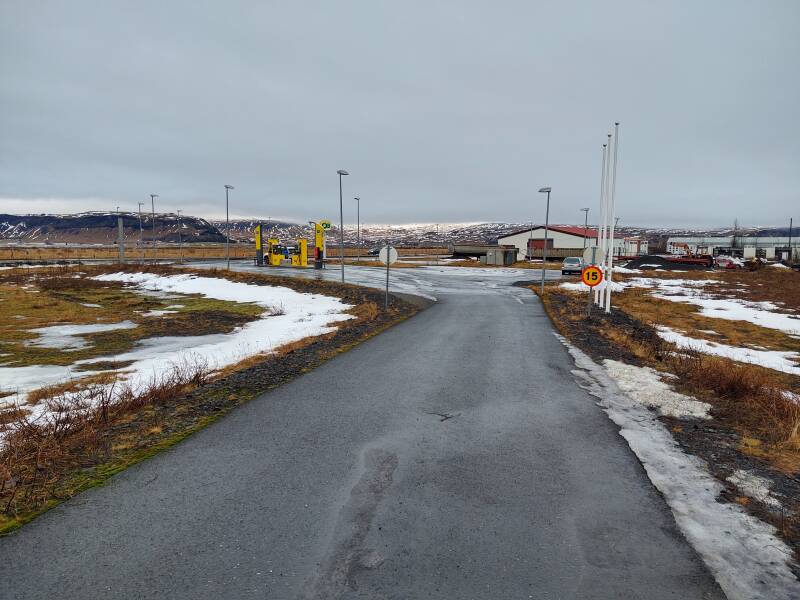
561 256 583 275
367 247 381 256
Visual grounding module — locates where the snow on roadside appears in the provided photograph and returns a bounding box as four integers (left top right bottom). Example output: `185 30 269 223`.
603 360 711 418
559 280 627 293
727 470 782 509
0 272 354 411
656 326 800 375
557 333 800 600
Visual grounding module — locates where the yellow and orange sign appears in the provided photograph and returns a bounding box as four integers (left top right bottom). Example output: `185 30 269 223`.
581 266 603 287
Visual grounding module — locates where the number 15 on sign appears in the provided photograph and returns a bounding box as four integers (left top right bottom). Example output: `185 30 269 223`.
582 266 603 287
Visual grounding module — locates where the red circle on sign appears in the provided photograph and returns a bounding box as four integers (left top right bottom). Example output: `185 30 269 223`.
581 266 604 287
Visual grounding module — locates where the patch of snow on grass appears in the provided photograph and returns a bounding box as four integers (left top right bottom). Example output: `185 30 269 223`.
727 470 781 508
556 333 800 600
656 326 800 375
26 321 138 351
603 359 711 419
559 280 627 293
0 273 354 409
769 263 791 269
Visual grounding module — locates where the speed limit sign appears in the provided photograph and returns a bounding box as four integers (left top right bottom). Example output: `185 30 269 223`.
582 265 604 287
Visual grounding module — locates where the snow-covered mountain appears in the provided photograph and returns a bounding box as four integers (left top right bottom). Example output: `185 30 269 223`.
0 212 226 244
1 212 793 248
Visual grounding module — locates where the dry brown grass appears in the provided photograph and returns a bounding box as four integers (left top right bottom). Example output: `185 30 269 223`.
0 359 211 520
25 372 122 405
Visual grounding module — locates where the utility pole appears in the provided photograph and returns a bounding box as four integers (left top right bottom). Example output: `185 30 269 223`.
789 217 793 263
580 208 590 249
354 197 361 261
177 209 183 264
224 185 234 270
150 194 158 263
137 202 145 264
538 187 552 294
337 170 349 283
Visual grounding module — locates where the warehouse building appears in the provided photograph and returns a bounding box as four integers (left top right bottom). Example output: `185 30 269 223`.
666 236 799 261
497 225 647 260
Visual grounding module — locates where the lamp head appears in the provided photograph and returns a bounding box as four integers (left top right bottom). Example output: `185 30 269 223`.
538 187 551 193
224 184 234 190
337 169 349 176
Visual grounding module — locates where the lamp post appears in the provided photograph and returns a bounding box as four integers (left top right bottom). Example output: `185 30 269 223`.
580 208 590 249
337 170 349 283
177 209 183 264
150 194 158 263
137 202 145 263
538 187 552 294
224 185 234 270
354 197 361 261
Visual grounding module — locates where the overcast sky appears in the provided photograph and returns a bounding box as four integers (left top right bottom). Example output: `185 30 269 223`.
1 1 798 227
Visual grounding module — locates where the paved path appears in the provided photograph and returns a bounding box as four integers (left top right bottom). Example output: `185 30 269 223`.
0 265 724 599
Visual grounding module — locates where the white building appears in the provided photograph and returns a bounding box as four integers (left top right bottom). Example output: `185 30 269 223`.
497 225 644 260
666 236 799 260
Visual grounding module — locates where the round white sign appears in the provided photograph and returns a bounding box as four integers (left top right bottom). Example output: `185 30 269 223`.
582 245 600 266
378 245 398 265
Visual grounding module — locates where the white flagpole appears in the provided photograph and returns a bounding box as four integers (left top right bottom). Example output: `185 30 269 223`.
604 122 620 313
595 143 607 304
600 132 612 307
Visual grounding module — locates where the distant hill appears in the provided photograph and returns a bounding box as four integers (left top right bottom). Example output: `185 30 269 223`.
0 212 226 244
1 213 792 248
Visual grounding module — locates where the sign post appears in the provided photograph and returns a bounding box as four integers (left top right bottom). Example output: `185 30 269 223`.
581 246 603 317
378 244 398 309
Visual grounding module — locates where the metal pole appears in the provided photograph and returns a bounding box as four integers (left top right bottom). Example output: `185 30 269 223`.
540 190 550 295
595 145 607 304
137 202 144 264
339 173 345 283
385 243 390 309
586 246 597 317
224 185 231 270
355 197 360 261
177 209 183 264
605 122 620 314
789 217 793 263
150 194 158 263
581 208 589 249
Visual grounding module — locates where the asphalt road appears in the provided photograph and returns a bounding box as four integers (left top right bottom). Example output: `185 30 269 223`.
0 264 724 599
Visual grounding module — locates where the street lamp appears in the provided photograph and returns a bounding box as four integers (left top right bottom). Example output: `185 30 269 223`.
538 187 552 294
150 194 158 263
580 208 590 249
337 170 349 283
354 197 361 261
177 209 183 264
137 202 145 263
224 185 234 270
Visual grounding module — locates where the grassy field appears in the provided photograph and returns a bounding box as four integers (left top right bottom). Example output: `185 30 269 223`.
0 264 421 533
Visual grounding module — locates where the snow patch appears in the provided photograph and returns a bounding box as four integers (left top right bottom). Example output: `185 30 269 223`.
656 326 800 375
727 470 782 509
557 333 800 600
603 359 711 419
26 321 138 351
